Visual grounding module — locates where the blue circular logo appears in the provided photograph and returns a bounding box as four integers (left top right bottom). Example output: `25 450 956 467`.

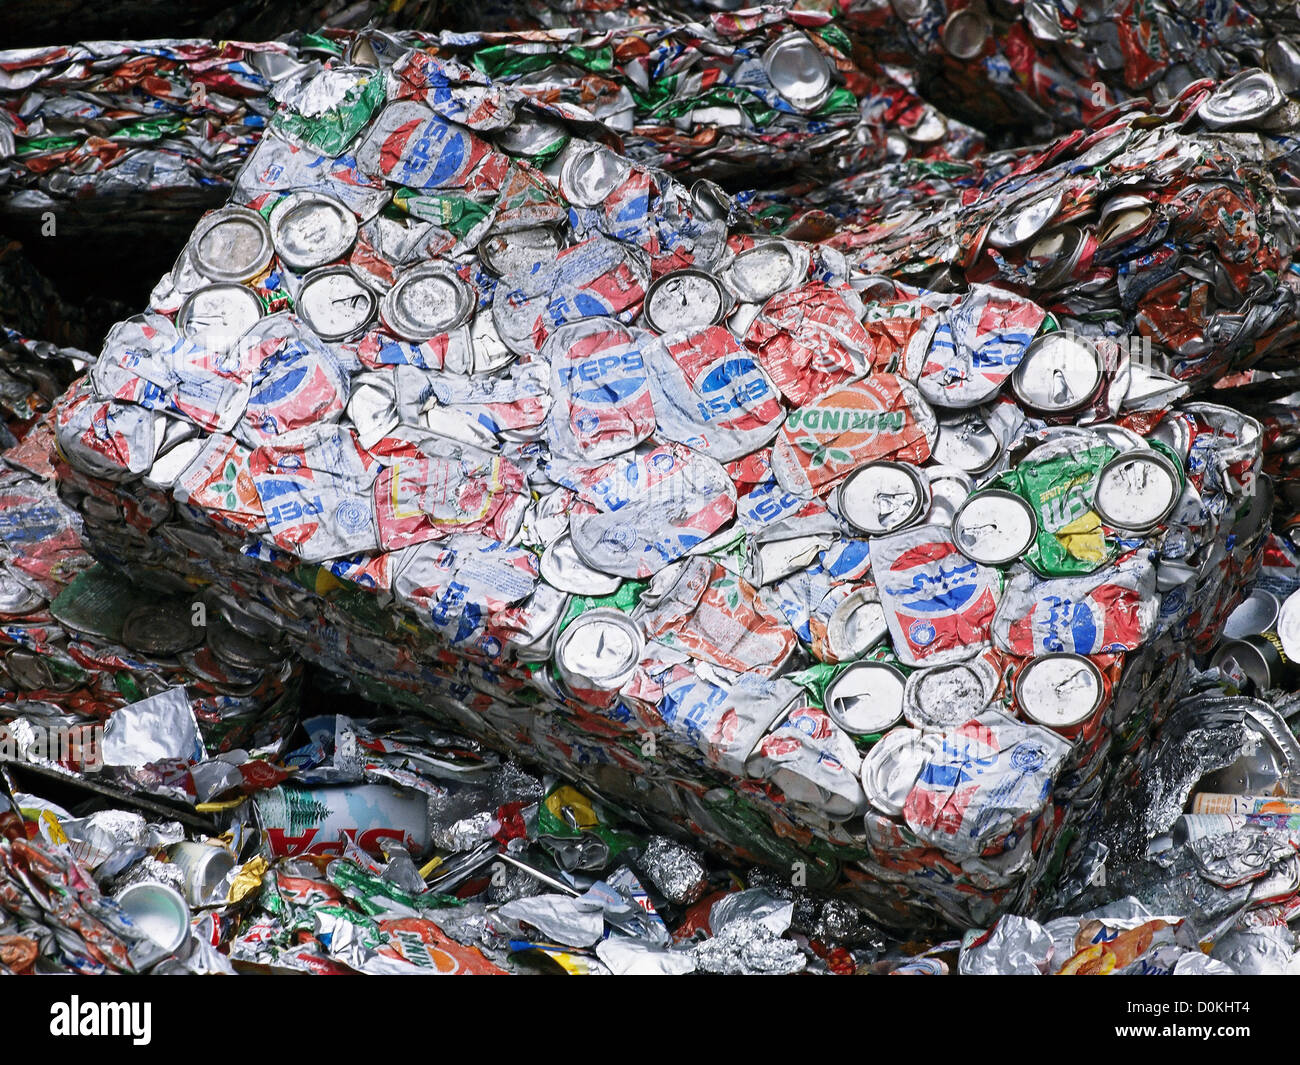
1011 743 1046 773
908 619 936 647
334 499 369 534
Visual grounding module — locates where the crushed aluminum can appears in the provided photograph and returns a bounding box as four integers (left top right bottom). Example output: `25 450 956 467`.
268 192 359 272
189 208 275 285
825 586 890 663
951 489 1038 567
860 726 941 819
871 522 1002 667
643 271 730 335
836 460 930 537
903 658 999 732
297 268 377 342
560 444 736 578
554 608 644 695
1014 653 1106 737
824 661 906 736
902 710 1071 859
1093 448 1183 535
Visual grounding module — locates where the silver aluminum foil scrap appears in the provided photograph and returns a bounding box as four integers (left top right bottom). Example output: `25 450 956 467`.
636 834 707 906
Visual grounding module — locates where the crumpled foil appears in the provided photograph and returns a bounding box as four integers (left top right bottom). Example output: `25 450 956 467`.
692 917 806 975
152 932 237 976
1210 925 1300 975
1171 952 1238 975
596 935 696 976
710 889 793 937
736 870 885 947
109 855 187 896
431 809 493 853
486 863 543 906
422 901 509 966
1117 943 1235 975
63 808 147 851
61 809 182 879
959 914 1054 975
1 716 79 772
1189 827 1295 888
493 761 545 804
637 835 706 905
1141 721 1251 841
496 893 605 947
190 759 244 803
101 686 203 767
378 841 427 895
423 762 543 852
808 898 889 950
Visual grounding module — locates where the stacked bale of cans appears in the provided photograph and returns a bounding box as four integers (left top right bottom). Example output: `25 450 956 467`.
817 71 1300 392
48 41 1271 931
395 7 985 181
829 0 1300 142
0 18 979 300
0 400 300 761
0 38 337 253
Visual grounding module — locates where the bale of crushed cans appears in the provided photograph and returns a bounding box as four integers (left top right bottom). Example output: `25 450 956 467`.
387 8 985 180
0 394 300 770
0 11 981 239
764 69 1300 397
38 31 1281 937
0 37 348 256
825 0 1300 143
957 670 1300 975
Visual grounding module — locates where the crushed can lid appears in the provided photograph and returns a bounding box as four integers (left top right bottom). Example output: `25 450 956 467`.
826 587 890 662
825 661 906 735
903 660 995 731
645 270 728 334
952 489 1038 566
560 143 631 208
1198 69 1286 129
1223 588 1282 641
189 206 273 284
941 8 992 60
177 283 264 343
1016 653 1105 730
761 32 834 114
860 726 939 818
298 267 376 341
269 192 358 272
933 410 1003 475
1093 448 1181 533
720 240 805 304
555 608 644 692
478 225 562 278
541 535 623 597
1276 589 1300 663
1010 331 1103 413
381 263 474 341
837 461 930 536
986 188 1063 250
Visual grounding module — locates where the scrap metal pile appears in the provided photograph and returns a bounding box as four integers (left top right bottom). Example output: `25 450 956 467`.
0 38 346 257
831 0 1300 141
5 0 1300 975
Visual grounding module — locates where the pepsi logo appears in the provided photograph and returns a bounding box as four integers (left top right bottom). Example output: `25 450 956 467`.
909 619 937 646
